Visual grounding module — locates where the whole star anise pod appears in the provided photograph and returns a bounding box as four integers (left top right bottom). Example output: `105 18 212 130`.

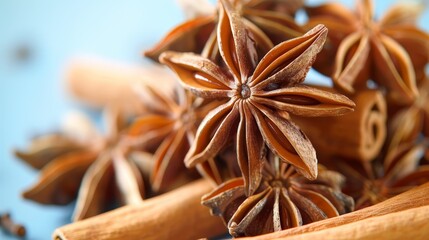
144 0 304 61
15 109 146 221
160 0 355 195
127 85 221 192
197 145 243 185
305 0 429 104
386 77 429 154
336 141 429 210
14 134 86 170
202 152 354 237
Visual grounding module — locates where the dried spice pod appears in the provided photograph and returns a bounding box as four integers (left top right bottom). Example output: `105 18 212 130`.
22 150 99 206
161 0 355 195
144 0 304 61
305 0 429 104
14 134 84 170
16 109 146 221
386 76 429 154
0 213 26 237
127 85 221 192
72 147 145 221
202 153 354 237
15 112 101 206
240 181 429 240
335 141 429 210
292 88 386 162
196 145 242 185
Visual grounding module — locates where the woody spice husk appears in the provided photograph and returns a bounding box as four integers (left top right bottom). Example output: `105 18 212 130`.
241 182 429 240
293 89 386 162
264 206 429 240
65 59 379 162
53 179 225 240
65 57 175 116
62 58 421 239
65 59 383 163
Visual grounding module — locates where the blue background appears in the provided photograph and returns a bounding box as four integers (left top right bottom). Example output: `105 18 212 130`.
0 0 427 239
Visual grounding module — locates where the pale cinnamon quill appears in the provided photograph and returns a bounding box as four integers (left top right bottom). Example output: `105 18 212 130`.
261 206 429 240
53 179 225 240
65 57 175 116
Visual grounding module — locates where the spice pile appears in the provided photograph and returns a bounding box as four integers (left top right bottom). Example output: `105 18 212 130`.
9 0 429 239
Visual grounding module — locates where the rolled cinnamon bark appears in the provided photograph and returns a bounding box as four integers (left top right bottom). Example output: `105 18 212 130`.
257 206 429 240
293 89 387 162
241 182 429 240
52 179 226 240
65 57 175 116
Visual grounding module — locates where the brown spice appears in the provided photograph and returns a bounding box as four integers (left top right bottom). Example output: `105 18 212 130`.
292 89 386 162
305 0 429 104
14 133 86 170
65 57 175 116
8 1 428 239
336 142 429 210
160 0 355 195
16 109 146 221
0 213 26 237
254 205 429 240
240 182 429 239
202 152 354 237
126 86 221 192
144 0 304 62
52 179 225 240
386 77 429 154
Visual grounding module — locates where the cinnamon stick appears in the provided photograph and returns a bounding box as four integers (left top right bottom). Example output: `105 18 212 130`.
65 57 175 116
293 89 386 162
241 182 429 240
53 179 226 240
266 205 429 240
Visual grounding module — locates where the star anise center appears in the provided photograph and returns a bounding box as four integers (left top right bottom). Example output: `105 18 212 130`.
178 108 197 129
269 179 290 189
180 111 193 124
416 91 428 108
238 84 251 99
96 136 119 153
355 14 378 35
362 179 386 203
265 158 295 190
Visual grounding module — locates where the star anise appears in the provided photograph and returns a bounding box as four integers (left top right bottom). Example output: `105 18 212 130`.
160 0 355 195
386 77 429 154
127 85 221 192
14 134 86 170
144 0 304 61
15 109 146 221
197 145 243 185
305 0 429 104
336 141 429 210
202 152 354 237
